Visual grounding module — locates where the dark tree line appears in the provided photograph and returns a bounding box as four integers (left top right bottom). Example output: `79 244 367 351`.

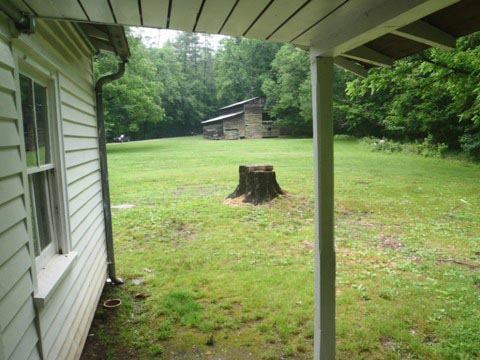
96 30 480 159
95 31 217 140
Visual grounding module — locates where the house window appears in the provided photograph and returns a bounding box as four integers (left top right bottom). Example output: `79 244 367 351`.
20 74 60 268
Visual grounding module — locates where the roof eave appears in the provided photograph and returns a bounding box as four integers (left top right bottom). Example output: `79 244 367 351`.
77 23 131 61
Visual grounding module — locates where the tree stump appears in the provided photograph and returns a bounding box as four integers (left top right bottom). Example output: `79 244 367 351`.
228 164 284 205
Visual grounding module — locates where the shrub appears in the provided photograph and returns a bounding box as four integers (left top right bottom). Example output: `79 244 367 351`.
416 135 448 158
460 133 480 160
363 136 449 158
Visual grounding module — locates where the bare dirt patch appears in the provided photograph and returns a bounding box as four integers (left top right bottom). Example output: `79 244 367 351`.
81 285 143 360
223 193 290 207
437 258 480 270
174 184 228 197
301 240 314 251
336 203 355 216
378 234 405 249
380 336 396 351
356 219 379 229
223 194 251 207
179 224 193 236
111 203 136 209
170 223 196 248
165 343 260 360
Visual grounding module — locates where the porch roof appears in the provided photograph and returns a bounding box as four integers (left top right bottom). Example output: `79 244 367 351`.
6 0 480 75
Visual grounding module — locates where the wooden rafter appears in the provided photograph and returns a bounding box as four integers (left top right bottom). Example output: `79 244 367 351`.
334 56 369 78
80 24 110 41
343 46 393 68
87 37 115 53
392 20 456 51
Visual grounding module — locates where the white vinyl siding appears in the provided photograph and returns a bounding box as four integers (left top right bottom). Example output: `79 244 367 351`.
0 14 108 360
0 14 41 360
28 21 107 360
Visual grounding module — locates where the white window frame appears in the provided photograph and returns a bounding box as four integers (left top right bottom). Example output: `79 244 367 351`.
15 52 76 307
21 73 61 270
28 169 58 269
19 68 60 265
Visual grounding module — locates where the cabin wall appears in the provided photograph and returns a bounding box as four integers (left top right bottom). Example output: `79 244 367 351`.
203 122 224 140
0 14 42 360
262 121 280 138
223 114 245 140
244 103 264 139
0 15 107 360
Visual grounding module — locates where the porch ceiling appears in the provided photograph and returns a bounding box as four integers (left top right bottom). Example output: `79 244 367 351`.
8 0 480 73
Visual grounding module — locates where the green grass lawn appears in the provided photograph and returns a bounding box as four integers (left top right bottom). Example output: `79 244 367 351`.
82 136 480 360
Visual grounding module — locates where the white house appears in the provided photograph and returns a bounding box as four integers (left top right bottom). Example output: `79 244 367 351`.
0 0 478 359
0 10 129 360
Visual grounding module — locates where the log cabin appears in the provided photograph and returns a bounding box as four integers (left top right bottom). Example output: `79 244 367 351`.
201 97 279 140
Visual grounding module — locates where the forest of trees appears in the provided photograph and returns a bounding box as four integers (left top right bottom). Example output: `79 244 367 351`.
95 30 480 159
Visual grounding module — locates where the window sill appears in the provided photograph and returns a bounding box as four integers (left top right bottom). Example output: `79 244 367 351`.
34 251 78 309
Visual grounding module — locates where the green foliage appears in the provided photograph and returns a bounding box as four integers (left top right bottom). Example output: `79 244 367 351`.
96 34 165 140
261 45 311 136
214 37 281 106
95 29 480 158
165 33 217 135
216 35 479 147
415 135 449 158
345 31 480 157
460 132 480 160
364 135 449 158
95 30 217 140
261 44 356 136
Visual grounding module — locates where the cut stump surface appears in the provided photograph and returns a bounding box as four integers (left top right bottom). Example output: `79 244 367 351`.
228 164 284 205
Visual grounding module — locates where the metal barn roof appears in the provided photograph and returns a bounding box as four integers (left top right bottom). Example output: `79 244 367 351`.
219 97 260 111
5 0 480 75
201 111 244 124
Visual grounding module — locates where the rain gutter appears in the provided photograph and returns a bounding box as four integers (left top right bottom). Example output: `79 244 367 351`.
95 61 127 285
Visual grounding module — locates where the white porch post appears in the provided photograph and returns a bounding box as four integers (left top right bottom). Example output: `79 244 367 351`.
310 52 336 359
